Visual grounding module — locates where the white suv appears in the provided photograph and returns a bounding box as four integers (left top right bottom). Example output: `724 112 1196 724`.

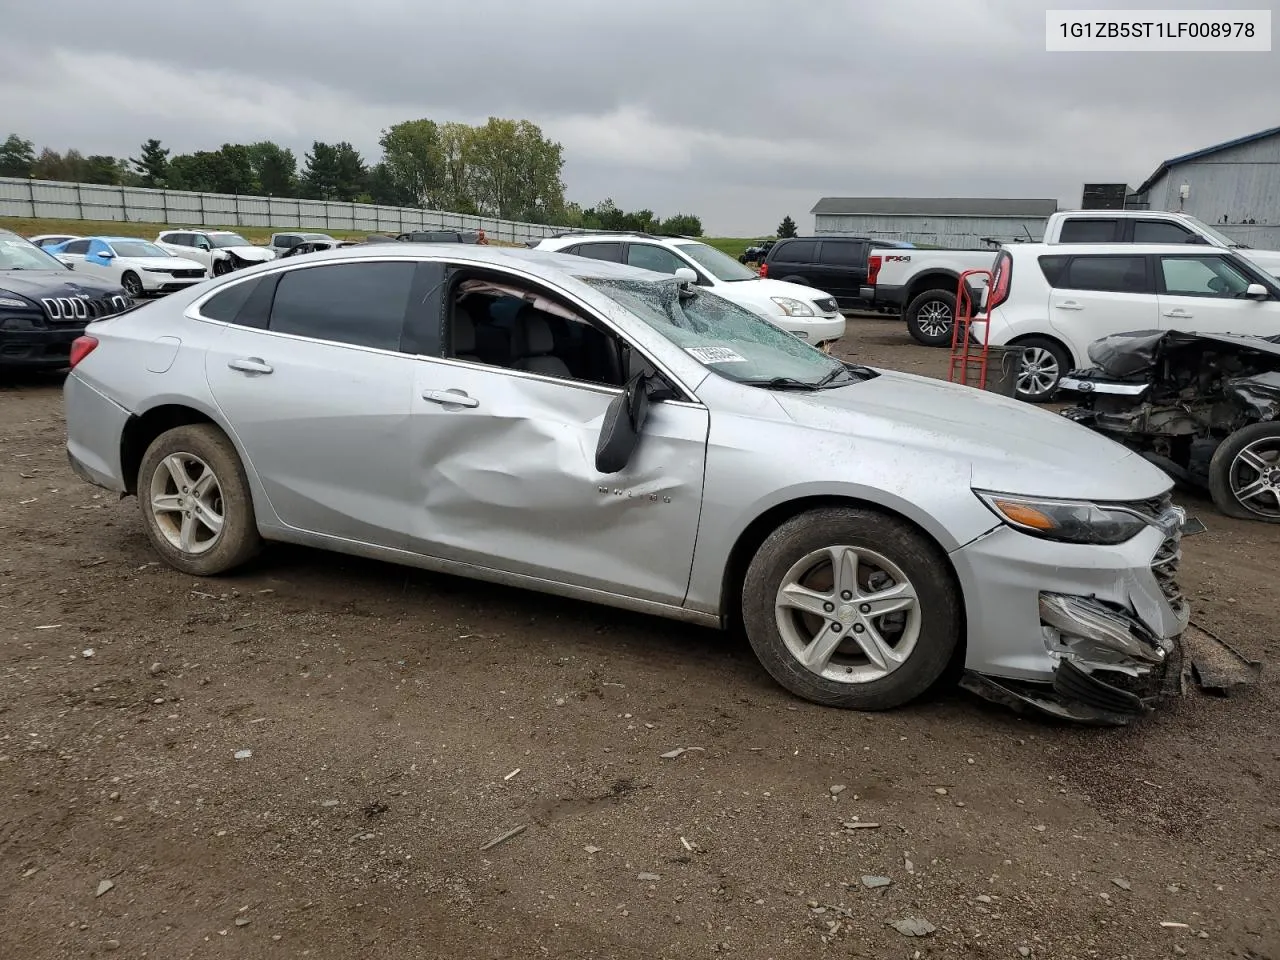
155 229 275 275
535 233 845 348
983 242 1280 401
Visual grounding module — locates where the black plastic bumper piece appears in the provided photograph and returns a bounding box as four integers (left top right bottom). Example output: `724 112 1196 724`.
1052 659 1146 715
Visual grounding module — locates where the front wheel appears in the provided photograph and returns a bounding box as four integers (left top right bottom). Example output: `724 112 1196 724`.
120 271 144 299
1011 336 1071 403
137 424 261 575
741 507 961 711
212 259 232 276
1208 422 1280 522
905 289 955 347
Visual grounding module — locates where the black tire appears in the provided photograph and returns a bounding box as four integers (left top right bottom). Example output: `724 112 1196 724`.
1208 422 1280 522
121 271 144 299
1009 336 1071 403
212 259 231 276
905 289 956 347
137 424 261 576
741 506 962 711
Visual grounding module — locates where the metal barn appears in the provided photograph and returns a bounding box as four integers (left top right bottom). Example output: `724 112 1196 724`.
811 197 1059 249
1133 125 1280 249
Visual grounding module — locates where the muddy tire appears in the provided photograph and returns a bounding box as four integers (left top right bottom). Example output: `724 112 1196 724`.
1208 422 1280 523
905 289 956 347
137 424 261 576
741 507 962 711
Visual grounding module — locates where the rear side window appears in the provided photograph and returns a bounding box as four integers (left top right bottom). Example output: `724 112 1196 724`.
276 234 300 248
1058 219 1118 243
1133 220 1195 243
268 261 414 350
1038 255 1069 286
200 276 263 324
818 241 864 265
773 240 817 262
1059 256 1149 293
574 242 623 262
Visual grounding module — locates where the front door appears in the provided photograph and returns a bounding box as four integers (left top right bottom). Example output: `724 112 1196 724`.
1156 253 1280 338
407 270 710 607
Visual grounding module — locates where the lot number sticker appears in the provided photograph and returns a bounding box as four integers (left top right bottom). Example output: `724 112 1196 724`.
685 346 748 364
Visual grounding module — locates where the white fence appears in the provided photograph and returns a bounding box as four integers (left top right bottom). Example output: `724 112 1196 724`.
0 176 588 244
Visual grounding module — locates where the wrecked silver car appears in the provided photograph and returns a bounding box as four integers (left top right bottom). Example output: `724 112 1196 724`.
1061 330 1280 522
64 245 1190 725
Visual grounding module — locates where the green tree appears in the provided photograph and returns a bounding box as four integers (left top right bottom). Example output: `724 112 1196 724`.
83 155 124 184
216 143 257 194
378 119 443 207
467 118 564 221
31 147 67 181
659 213 703 236
246 141 297 197
130 139 169 187
300 142 341 199
332 142 367 201
438 121 476 212
363 161 414 206
0 134 36 177
167 151 235 192
777 215 797 238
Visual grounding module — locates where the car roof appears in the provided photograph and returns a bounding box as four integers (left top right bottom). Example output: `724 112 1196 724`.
1009 242 1246 256
542 233 704 246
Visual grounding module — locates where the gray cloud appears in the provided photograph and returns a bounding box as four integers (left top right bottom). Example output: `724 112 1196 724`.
3 0 1275 234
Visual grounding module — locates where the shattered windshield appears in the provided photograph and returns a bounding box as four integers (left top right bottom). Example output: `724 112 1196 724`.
209 234 251 249
586 277 859 389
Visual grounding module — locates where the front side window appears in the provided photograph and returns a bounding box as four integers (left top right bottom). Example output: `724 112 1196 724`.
585 278 857 389
626 244 686 275
62 239 91 255
269 262 414 351
1160 256 1253 298
673 241 759 281
109 240 171 259
1060 256 1149 293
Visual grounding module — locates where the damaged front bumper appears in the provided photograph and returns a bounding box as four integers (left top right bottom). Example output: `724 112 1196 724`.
951 514 1193 726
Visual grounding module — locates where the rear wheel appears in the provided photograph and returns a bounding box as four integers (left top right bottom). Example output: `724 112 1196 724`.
1011 336 1071 403
137 424 261 575
1208 422 1280 522
905 289 955 347
741 507 962 711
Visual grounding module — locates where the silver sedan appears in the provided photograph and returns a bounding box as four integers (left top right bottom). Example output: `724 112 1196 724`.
63 245 1190 724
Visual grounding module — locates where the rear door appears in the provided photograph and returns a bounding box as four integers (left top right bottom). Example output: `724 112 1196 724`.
202 258 438 548
1156 253 1280 337
1045 254 1160 361
766 239 817 282
56 238 91 269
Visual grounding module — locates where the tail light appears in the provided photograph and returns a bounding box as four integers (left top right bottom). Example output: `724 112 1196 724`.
867 254 883 286
758 262 768 277
69 335 98 369
987 251 1013 311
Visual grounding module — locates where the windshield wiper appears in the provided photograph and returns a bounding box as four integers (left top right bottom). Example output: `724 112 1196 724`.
814 366 855 388
739 376 820 391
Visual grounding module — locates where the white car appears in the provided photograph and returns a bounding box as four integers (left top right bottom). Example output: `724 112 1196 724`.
155 229 275 275
29 233 82 250
982 241 1280 401
50 237 208 298
536 233 845 348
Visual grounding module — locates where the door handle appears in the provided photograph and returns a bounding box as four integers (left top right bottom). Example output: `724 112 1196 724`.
422 388 479 409
1163 309 1193 319
227 357 273 374
1054 301 1084 311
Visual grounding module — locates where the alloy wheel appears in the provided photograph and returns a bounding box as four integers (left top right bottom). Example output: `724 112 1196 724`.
148 453 225 555
916 301 953 339
1016 347 1060 398
1228 439 1280 520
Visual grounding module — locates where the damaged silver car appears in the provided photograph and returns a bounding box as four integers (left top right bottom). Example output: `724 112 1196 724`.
63 245 1191 724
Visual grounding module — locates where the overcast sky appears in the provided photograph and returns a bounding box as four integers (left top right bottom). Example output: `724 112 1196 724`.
4 0 1276 235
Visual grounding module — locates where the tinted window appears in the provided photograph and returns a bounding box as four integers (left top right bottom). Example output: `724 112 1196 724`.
1038 255 1069 286
1060 256 1148 293
1058 219 1118 243
268 262 414 350
62 240 91 255
574 242 623 263
1160 256 1252 298
626 244 686 275
276 234 300 248
200 277 263 323
774 240 817 262
818 241 863 265
1133 220 1195 243
164 234 191 246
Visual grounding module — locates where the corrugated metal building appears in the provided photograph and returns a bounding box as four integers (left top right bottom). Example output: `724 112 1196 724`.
811 197 1059 249
1133 124 1280 249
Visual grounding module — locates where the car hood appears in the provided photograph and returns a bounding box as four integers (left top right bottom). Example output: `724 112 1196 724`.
223 246 274 261
0 269 125 299
771 368 1172 501
718 277 836 309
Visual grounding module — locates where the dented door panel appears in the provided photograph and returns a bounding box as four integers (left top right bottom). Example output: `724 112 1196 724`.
409 359 709 605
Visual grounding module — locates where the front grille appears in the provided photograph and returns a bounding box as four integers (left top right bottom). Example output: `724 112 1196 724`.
40 294 131 324
814 297 838 313
172 269 205 279
1152 535 1185 614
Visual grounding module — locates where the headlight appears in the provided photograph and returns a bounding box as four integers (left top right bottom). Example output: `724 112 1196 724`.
142 267 168 273
770 296 815 317
974 490 1151 545
0 296 33 308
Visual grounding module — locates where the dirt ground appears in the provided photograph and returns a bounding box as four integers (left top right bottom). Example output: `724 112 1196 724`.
2 314 1277 960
